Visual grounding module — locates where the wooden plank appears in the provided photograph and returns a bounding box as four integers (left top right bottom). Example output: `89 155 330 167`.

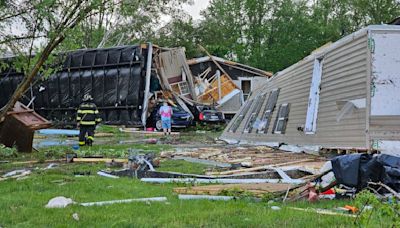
198 75 237 103
173 183 294 196
119 128 180 135
73 158 128 163
198 45 237 85
208 159 317 176
11 159 63 165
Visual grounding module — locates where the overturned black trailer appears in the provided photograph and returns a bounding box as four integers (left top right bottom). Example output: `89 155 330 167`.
0 45 151 126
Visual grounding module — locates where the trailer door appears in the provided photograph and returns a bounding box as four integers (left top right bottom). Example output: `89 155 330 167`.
305 57 323 134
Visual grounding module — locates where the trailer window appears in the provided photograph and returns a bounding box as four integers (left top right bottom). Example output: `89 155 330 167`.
228 98 254 133
258 89 280 134
243 92 268 133
241 80 251 101
273 103 290 134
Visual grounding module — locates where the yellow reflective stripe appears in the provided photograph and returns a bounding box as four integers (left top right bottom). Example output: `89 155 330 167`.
87 136 94 140
78 110 96 114
79 141 85 145
80 121 96 125
81 104 95 108
77 117 81 120
94 110 99 114
95 118 102 122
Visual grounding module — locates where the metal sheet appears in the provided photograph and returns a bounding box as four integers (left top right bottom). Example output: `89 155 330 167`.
370 32 400 116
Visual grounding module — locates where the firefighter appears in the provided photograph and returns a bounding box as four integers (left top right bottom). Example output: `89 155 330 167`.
76 94 101 146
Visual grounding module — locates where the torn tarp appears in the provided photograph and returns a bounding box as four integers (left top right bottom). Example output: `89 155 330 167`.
331 153 400 192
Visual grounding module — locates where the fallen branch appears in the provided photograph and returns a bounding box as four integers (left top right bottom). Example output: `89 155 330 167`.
209 159 316 176
368 182 400 200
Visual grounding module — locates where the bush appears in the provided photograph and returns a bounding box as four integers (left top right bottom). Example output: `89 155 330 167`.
355 190 400 227
0 144 18 158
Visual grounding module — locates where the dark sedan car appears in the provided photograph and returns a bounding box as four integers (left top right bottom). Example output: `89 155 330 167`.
194 106 225 124
149 105 193 131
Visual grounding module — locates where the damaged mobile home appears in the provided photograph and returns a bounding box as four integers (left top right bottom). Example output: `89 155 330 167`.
0 44 270 127
188 55 272 118
220 25 400 156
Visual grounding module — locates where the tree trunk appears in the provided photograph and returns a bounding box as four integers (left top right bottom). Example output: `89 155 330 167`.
0 36 64 122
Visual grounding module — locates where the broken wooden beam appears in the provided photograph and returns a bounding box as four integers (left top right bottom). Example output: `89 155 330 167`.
174 183 294 197
172 156 232 168
178 195 234 201
141 177 305 184
208 159 317 176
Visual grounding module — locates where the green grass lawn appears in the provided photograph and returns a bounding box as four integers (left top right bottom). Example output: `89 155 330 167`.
0 129 396 227
0 163 360 227
2 159 393 227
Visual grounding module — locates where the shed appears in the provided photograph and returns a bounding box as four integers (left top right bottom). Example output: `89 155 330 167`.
0 102 51 152
220 25 400 156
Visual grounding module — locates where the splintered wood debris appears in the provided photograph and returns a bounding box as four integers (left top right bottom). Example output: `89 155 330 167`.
174 183 294 197
160 146 326 174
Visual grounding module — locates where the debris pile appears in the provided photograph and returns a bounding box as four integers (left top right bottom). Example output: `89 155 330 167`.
161 146 325 172
142 44 272 128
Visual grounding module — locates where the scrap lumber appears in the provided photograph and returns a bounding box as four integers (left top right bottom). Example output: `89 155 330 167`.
72 158 128 163
208 159 317 176
198 45 236 84
94 132 115 137
11 159 63 165
178 195 234 201
288 207 357 218
198 150 223 159
368 182 400 200
141 177 305 184
174 183 294 197
198 75 237 103
119 128 180 135
172 156 232 168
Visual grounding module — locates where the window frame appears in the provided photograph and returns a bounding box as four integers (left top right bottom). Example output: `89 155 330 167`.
273 103 290 134
257 88 280 134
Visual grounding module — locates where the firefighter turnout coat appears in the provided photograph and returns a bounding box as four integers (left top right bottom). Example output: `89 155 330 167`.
76 102 101 126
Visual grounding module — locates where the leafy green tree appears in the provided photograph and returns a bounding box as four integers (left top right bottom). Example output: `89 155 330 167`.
0 0 107 121
152 16 202 57
59 0 192 49
172 0 400 72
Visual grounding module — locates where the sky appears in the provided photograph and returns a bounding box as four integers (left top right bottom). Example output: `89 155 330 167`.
183 0 210 20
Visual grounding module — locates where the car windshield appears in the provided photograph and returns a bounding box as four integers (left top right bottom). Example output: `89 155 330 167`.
172 106 183 112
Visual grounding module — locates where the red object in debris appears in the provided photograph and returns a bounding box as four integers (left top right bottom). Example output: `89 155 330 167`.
146 127 154 132
321 188 335 195
344 205 358 213
199 113 204 120
307 183 319 202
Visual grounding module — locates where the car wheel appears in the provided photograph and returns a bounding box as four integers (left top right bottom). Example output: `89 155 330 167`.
156 120 162 131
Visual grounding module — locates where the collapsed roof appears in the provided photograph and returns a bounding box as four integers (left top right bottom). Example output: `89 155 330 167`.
0 44 272 127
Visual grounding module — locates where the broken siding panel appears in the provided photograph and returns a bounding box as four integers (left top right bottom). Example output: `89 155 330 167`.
243 93 268 133
217 92 242 114
228 98 255 133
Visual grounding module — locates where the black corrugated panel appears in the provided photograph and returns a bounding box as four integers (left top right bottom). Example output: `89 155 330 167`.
0 45 146 126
